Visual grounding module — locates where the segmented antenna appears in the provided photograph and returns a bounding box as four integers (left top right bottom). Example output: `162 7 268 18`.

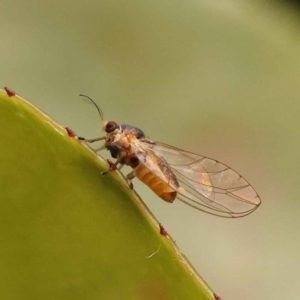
79 94 105 121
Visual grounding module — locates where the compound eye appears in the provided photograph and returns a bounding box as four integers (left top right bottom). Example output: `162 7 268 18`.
105 121 118 133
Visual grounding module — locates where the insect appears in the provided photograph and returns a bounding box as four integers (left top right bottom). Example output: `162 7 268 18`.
79 95 261 218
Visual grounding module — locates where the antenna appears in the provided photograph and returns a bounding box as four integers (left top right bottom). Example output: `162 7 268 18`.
79 94 105 121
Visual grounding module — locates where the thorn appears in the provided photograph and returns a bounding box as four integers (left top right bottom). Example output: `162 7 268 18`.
65 127 77 138
102 159 118 176
107 159 117 171
159 223 168 236
4 87 16 97
214 293 222 300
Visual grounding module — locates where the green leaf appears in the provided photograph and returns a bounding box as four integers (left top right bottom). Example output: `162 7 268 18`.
0 88 215 300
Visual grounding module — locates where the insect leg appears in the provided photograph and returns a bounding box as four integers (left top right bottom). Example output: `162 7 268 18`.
126 170 136 189
94 145 106 153
118 163 125 171
80 136 106 143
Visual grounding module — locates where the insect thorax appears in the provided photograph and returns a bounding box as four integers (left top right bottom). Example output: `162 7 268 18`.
119 124 145 139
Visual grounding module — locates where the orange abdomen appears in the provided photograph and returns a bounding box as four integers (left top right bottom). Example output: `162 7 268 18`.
135 164 177 203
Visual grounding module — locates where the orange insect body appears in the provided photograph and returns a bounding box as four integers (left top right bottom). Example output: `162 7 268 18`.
135 163 177 203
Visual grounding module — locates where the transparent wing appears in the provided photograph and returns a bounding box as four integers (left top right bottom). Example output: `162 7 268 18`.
133 140 261 218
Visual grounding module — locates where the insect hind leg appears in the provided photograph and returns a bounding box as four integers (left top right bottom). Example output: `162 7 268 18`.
126 170 136 189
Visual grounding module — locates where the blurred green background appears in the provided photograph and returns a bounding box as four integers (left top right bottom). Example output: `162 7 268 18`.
1 1 300 299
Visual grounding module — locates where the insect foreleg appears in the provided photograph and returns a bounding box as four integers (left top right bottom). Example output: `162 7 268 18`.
79 136 106 153
118 164 125 171
126 170 136 189
80 136 106 143
94 145 106 153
